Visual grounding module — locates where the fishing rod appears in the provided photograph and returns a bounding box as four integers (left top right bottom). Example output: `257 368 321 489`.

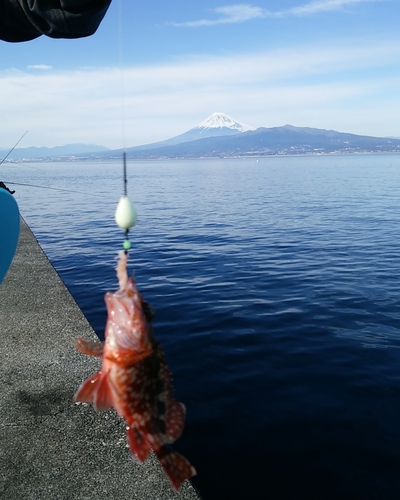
4 180 103 198
0 131 28 166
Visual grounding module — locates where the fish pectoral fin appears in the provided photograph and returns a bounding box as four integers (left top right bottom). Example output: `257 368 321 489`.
74 372 101 403
75 336 105 357
166 401 186 443
156 446 196 492
126 425 151 463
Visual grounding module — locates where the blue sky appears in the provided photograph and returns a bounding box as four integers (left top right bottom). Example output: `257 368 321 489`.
0 0 399 149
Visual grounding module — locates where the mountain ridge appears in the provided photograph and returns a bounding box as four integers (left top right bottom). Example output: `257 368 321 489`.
0 143 109 160
119 124 400 159
3 114 400 160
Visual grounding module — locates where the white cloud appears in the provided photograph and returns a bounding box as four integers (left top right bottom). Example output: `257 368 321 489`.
171 4 266 27
27 65 52 70
287 0 384 16
1 40 399 148
171 0 386 27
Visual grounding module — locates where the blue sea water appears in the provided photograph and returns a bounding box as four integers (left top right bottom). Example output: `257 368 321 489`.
4 155 400 499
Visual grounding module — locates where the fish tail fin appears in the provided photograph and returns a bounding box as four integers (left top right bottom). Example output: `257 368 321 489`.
126 425 151 463
156 445 196 492
74 371 113 411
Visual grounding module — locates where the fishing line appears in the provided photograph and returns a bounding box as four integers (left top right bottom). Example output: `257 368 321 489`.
117 0 127 154
123 150 128 197
114 0 137 252
2 160 44 172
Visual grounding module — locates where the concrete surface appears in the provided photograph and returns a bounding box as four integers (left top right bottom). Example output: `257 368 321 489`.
0 218 201 500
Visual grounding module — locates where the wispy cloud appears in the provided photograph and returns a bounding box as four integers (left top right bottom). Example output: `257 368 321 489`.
171 5 266 27
287 0 384 16
171 0 385 27
27 64 52 70
1 39 399 148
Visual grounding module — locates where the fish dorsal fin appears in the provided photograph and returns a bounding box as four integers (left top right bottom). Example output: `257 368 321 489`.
93 371 114 411
166 400 186 443
74 372 101 403
75 371 114 411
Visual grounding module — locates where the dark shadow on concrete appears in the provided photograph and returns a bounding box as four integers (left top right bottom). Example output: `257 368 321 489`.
0 217 201 500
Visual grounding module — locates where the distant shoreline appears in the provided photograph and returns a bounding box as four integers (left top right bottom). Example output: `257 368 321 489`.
4 150 400 163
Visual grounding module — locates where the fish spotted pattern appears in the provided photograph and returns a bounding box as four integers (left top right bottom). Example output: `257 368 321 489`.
74 251 196 491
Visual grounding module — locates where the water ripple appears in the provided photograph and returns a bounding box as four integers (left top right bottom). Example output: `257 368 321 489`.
10 156 400 499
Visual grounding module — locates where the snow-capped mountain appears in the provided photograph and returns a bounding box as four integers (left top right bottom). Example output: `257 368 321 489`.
122 112 255 153
123 125 400 158
191 112 254 133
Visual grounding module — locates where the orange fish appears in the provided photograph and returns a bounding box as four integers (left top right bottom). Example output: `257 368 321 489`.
74 251 196 491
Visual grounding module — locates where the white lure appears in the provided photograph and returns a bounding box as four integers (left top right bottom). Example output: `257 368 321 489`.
115 195 137 229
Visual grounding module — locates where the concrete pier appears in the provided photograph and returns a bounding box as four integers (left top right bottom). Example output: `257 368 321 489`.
0 218 201 499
